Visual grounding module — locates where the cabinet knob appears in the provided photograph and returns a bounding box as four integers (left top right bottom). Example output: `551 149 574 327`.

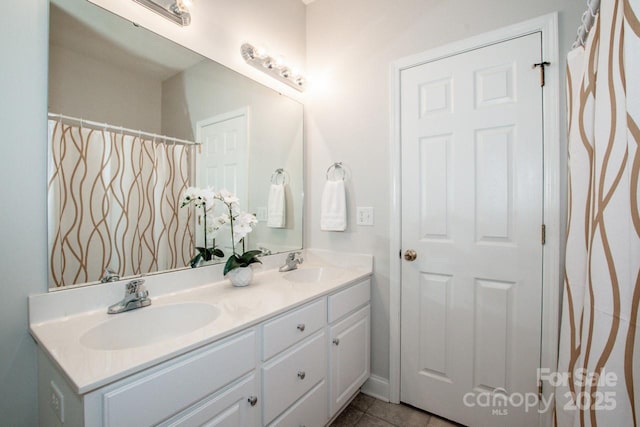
297 371 306 380
333 338 340 346
297 323 306 332
248 396 258 406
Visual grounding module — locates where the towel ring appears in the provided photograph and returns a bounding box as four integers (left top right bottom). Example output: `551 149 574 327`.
326 162 346 181
271 168 289 185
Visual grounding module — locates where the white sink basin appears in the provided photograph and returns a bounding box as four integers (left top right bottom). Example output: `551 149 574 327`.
283 267 343 283
80 302 220 351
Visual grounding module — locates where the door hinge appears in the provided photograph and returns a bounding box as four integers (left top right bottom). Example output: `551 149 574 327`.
399 250 402 259
541 224 546 245
532 61 551 87
538 379 543 401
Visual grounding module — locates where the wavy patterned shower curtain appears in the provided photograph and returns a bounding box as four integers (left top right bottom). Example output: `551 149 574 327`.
556 0 640 425
47 120 195 287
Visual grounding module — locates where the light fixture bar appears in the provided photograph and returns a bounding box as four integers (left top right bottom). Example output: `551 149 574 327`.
132 0 191 26
241 43 305 92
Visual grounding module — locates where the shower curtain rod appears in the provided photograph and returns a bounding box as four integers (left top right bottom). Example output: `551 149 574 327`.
48 112 200 146
573 0 601 48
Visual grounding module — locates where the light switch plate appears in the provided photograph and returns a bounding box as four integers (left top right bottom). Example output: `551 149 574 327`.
256 207 268 222
356 207 374 226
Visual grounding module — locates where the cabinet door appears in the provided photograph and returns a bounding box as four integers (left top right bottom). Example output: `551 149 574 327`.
160 374 260 427
329 305 370 417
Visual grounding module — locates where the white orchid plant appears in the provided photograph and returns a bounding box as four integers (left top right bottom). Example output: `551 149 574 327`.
181 187 261 274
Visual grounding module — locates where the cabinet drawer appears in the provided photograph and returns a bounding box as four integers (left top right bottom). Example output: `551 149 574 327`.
263 299 326 360
262 332 326 425
269 380 328 427
103 330 256 427
160 374 259 427
328 279 370 323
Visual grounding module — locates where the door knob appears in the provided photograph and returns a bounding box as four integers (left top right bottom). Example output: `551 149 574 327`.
404 249 417 261
297 371 306 380
248 396 258 406
297 323 306 332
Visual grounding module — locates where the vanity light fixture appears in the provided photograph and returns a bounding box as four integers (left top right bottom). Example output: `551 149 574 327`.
241 43 305 92
132 0 192 26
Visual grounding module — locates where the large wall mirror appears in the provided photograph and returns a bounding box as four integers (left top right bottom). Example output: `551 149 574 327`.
47 0 303 289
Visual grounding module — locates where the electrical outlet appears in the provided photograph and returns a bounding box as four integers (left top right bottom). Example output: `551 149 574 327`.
49 381 64 423
356 207 374 226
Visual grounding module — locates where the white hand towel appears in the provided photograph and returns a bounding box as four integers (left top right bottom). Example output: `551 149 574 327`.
320 180 347 231
267 183 286 228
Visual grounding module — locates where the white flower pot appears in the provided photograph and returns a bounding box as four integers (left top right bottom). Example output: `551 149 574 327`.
227 266 253 287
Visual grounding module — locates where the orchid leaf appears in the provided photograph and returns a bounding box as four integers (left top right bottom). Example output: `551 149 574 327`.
239 250 262 265
224 255 242 275
189 252 203 268
213 248 225 258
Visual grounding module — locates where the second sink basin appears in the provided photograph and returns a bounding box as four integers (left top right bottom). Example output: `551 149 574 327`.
80 302 220 351
283 267 343 283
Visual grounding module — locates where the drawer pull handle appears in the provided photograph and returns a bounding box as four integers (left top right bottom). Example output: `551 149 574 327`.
297 371 306 380
248 396 258 406
297 323 306 332
333 338 340 346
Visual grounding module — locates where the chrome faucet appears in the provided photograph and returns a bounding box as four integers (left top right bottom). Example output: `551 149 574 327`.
279 252 304 272
100 268 120 283
107 279 151 314
258 246 272 256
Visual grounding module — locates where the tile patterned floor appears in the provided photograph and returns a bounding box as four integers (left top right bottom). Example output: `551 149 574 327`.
330 393 465 427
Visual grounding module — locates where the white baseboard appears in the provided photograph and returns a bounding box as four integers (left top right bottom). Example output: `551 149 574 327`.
361 375 390 402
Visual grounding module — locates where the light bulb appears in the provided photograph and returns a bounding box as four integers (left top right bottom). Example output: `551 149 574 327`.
256 46 267 57
174 0 191 12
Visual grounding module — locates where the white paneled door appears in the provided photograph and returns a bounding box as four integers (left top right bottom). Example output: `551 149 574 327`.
196 110 248 250
400 33 544 427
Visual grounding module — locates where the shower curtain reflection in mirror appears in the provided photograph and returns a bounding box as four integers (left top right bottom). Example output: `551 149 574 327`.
47 119 195 287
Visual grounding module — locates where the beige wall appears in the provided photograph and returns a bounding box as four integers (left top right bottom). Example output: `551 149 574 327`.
49 44 163 133
305 0 584 385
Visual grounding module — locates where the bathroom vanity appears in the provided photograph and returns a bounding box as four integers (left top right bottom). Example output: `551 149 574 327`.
29 251 372 426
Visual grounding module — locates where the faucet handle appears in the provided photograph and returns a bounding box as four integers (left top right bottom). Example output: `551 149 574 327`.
287 251 302 260
126 279 145 294
100 268 120 283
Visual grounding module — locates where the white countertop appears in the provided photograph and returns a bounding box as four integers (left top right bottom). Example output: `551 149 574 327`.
29 249 372 394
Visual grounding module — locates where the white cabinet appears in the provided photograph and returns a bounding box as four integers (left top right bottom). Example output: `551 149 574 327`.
95 331 257 427
327 280 371 418
262 332 326 424
261 299 328 426
159 374 259 427
261 279 370 425
262 299 326 360
37 278 371 427
329 306 371 416
269 381 327 427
